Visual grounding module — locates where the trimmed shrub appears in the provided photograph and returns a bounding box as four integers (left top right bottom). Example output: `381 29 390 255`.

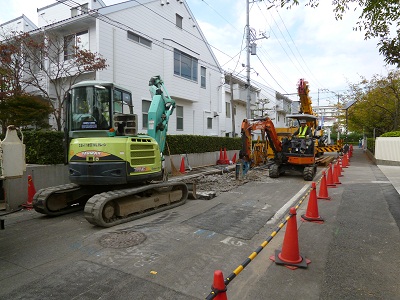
380 131 400 137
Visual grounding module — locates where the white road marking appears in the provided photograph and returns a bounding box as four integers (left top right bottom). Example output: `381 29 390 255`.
266 184 310 224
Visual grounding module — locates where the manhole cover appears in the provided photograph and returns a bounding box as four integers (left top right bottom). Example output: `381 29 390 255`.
99 231 146 248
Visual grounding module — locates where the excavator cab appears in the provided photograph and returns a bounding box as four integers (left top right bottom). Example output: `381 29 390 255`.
268 114 318 181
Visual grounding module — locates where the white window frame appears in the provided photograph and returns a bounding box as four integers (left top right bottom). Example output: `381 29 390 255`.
207 117 212 129
142 100 151 129
127 31 152 48
226 102 231 118
176 105 183 131
174 49 198 81
176 14 183 29
64 30 89 61
201 66 206 88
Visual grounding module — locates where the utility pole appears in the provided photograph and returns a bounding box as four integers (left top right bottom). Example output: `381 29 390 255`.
246 0 251 119
229 73 236 137
245 0 268 119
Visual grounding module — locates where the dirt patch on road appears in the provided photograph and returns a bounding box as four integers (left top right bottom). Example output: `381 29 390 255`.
182 166 270 196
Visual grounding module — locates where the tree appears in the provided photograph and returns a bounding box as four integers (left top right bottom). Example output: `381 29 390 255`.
0 93 52 132
0 30 108 131
279 0 400 66
346 70 400 136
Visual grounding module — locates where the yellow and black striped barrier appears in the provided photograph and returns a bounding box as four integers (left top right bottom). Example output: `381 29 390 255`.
204 178 322 300
318 146 342 153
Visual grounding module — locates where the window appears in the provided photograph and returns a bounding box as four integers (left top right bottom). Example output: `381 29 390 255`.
64 30 89 60
226 102 231 118
207 117 212 129
113 89 133 115
176 105 183 130
127 31 152 48
200 66 206 88
176 14 183 29
174 49 198 81
142 100 151 129
31 49 44 73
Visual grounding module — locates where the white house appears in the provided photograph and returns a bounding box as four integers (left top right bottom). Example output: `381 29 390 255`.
0 0 287 137
0 15 38 33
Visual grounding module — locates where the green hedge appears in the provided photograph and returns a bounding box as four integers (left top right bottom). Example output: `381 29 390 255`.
166 135 241 155
366 137 375 154
380 131 400 137
23 131 65 164
1 131 242 165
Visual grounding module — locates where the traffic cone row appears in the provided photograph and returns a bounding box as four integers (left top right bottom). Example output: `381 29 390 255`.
216 148 237 165
268 155 351 270
208 154 352 296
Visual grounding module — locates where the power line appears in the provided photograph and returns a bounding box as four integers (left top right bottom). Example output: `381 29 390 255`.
56 0 226 73
57 0 290 98
274 8 326 89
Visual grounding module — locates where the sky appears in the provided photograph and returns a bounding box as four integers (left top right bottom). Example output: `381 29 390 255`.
0 0 391 106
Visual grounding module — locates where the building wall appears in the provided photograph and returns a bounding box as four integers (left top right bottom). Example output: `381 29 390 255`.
1 0 280 138
94 0 222 136
0 15 37 33
37 0 105 27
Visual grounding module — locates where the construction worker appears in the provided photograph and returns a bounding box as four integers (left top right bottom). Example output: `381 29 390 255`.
292 119 311 153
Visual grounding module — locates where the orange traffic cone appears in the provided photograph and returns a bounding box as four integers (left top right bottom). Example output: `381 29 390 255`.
219 148 223 161
333 162 341 184
223 148 228 161
343 153 350 167
23 175 36 209
211 270 228 300
337 159 343 177
179 156 185 174
326 163 336 188
317 171 331 200
270 207 311 269
301 182 324 223
231 153 237 163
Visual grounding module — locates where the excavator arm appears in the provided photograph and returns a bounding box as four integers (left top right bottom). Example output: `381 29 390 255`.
241 117 282 164
147 76 176 156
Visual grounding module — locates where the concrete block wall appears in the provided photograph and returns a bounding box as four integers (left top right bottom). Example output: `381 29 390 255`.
3 164 70 211
375 137 400 166
2 150 239 211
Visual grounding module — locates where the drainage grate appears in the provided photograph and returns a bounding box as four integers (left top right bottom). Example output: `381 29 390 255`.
99 231 147 248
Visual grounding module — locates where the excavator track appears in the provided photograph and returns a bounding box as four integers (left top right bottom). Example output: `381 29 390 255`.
33 183 88 216
84 182 188 227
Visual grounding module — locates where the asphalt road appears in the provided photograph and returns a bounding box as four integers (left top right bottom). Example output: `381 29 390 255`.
1 148 399 300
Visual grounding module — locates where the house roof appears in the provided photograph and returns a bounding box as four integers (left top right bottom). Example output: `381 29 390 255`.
0 14 38 29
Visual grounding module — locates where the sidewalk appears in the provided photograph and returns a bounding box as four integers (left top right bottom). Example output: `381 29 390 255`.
240 147 400 300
